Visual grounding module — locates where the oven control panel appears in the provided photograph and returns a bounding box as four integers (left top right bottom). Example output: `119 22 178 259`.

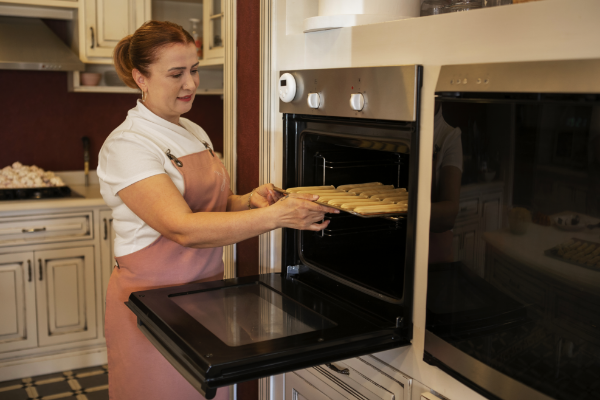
279 65 418 122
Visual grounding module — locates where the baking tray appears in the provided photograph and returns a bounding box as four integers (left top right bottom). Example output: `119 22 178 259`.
544 237 600 271
274 187 407 219
0 186 71 201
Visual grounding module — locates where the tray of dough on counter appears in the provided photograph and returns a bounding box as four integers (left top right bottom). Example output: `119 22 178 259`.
544 238 600 271
274 182 408 219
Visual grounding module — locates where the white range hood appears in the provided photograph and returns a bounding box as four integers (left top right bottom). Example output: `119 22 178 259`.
304 0 420 33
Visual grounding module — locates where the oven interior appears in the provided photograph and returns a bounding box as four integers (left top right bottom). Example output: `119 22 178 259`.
283 116 417 318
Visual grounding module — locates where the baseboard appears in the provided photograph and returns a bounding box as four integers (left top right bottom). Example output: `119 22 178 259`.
0 346 107 382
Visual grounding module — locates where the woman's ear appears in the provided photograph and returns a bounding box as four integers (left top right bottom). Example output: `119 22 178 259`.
132 69 147 92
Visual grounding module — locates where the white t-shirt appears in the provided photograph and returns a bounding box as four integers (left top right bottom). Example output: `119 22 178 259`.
97 100 214 257
433 106 463 188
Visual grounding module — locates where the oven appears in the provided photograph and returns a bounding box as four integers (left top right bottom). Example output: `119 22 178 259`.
126 65 422 399
424 59 600 400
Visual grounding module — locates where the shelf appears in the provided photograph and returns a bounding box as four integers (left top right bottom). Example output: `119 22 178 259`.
197 57 224 69
69 64 224 95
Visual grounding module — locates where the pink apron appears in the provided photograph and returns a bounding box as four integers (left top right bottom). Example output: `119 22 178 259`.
105 150 231 400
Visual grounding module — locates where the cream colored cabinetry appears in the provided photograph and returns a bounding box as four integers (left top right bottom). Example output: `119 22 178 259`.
452 182 503 277
285 356 411 400
0 0 78 8
0 208 107 381
0 252 37 353
99 209 114 329
35 246 96 346
201 0 224 65
0 247 96 350
81 0 150 62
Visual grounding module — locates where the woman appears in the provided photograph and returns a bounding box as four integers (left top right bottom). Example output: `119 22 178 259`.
98 21 337 400
428 102 463 264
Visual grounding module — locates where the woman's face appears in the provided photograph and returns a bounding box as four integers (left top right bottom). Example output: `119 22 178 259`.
136 42 199 124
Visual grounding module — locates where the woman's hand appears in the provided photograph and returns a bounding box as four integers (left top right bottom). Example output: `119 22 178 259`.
271 193 339 231
250 183 285 208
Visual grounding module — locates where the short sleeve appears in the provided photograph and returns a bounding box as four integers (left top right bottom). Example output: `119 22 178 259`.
440 127 463 172
98 133 167 196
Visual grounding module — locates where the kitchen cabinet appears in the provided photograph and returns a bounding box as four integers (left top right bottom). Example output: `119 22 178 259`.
81 0 151 62
0 0 78 8
0 205 107 381
0 252 37 353
452 217 478 272
99 209 114 330
284 356 411 400
0 247 96 351
452 183 503 277
201 0 224 66
35 246 96 346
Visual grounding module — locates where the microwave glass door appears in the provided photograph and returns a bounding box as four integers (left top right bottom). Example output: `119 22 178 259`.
425 91 600 400
127 273 409 399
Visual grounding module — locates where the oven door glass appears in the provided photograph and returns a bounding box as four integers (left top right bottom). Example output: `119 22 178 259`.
126 273 409 399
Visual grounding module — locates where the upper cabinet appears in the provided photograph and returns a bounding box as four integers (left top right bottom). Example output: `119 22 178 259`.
81 0 150 63
201 0 223 65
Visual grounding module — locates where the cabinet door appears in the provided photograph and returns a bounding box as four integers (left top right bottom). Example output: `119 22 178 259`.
84 0 150 59
453 219 479 275
35 247 97 347
478 196 501 271
0 252 37 353
99 210 115 333
203 0 224 60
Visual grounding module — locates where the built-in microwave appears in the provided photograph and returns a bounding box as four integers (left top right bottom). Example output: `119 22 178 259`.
126 65 422 399
425 59 600 400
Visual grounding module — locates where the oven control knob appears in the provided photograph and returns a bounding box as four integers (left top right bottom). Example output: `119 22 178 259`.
279 73 296 103
307 93 321 109
349 93 365 111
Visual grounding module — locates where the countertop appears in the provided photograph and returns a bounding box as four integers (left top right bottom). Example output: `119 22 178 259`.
483 222 600 292
0 184 107 213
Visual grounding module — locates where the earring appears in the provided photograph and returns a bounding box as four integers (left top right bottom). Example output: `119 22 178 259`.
142 91 147 102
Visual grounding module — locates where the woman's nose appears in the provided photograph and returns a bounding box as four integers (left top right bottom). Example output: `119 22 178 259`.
183 72 198 90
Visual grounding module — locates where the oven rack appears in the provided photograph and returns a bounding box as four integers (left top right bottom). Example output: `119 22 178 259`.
274 188 407 221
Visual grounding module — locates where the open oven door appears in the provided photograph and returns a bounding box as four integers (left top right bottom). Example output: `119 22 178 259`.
126 272 410 399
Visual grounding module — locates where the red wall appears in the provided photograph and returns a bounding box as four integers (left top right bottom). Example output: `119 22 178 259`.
236 0 261 279
235 0 261 399
0 70 223 171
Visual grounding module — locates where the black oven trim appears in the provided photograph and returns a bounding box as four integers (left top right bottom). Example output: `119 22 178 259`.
126 273 411 399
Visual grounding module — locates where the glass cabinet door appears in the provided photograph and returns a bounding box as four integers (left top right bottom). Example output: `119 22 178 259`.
204 0 224 60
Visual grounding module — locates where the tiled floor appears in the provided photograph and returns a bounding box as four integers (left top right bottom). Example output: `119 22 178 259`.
0 365 108 400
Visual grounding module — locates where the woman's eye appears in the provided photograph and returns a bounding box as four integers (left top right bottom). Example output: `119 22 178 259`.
191 69 198 74
172 74 182 78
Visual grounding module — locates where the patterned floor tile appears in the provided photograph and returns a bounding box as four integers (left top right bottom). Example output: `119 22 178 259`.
0 387 30 400
85 389 109 400
78 373 108 389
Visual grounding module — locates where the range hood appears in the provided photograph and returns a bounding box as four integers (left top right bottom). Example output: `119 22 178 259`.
0 16 84 71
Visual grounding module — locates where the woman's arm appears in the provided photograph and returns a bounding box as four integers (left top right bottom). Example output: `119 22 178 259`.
430 166 462 233
118 174 336 248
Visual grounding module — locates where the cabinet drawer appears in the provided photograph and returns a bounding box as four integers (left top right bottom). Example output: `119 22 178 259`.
0 213 92 246
285 357 410 400
458 198 478 219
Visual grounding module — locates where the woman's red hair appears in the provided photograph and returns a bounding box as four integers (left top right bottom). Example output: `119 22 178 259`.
113 20 194 89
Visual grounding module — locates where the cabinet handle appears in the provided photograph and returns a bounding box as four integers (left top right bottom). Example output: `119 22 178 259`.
325 363 350 375
22 227 46 233
38 259 43 281
28 260 32 282
90 27 95 49
104 218 108 240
